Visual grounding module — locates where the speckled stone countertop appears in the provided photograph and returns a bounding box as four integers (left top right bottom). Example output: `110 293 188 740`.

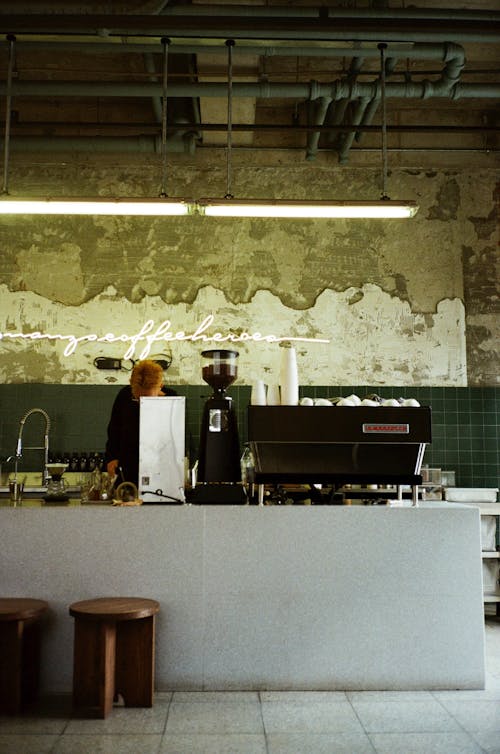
0 496 111 508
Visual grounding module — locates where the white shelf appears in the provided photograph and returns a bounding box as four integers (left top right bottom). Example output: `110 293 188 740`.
484 594 500 603
475 506 500 612
459 502 500 515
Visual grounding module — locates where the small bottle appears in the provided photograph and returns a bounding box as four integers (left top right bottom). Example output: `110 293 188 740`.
87 453 97 472
69 453 80 473
78 452 88 473
240 444 255 502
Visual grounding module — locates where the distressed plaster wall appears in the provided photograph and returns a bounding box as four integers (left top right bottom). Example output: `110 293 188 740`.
0 160 498 386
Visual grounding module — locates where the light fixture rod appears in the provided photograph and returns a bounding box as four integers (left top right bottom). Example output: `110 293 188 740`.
2 34 16 196
379 42 388 199
160 36 170 197
225 39 235 199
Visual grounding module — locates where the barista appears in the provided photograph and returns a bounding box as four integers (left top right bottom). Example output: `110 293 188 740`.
104 359 176 487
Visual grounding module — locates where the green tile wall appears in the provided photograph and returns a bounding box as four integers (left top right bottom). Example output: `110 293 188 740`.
0 384 498 488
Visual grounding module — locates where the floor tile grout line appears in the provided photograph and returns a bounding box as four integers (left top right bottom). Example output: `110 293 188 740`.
161 691 173 737
431 693 494 754
257 690 271 754
345 692 378 752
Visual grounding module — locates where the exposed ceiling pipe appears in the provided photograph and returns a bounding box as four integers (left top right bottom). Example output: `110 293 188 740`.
4 42 476 59
1 6 499 22
144 52 162 124
1 35 496 162
6 135 197 153
149 1 203 161
336 54 400 164
3 13 500 44
4 129 498 155
4 78 496 101
7 124 498 136
307 55 364 161
159 5 500 22
305 96 332 162
337 97 372 165
0 40 471 102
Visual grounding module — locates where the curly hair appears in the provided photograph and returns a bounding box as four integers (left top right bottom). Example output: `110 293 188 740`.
130 360 164 399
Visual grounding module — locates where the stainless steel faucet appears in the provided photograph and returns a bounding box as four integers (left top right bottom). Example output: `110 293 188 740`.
15 408 51 487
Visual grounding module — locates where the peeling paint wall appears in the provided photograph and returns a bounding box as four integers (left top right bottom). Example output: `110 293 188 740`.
0 162 498 386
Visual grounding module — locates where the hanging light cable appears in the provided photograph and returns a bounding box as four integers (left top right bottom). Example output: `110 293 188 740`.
2 35 16 199
379 42 389 201
0 34 190 216
199 40 418 219
225 39 235 200
160 36 170 199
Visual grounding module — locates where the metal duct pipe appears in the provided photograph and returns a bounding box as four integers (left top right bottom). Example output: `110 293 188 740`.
159 5 500 22
8 41 475 60
305 96 332 162
4 136 497 155
336 54 400 164
144 52 163 124
307 55 365 161
1 6 498 21
7 134 197 153
4 79 497 101
3 14 500 44
337 97 372 165
149 0 202 159
0 40 468 101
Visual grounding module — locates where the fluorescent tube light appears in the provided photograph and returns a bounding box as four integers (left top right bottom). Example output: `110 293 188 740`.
0 198 191 216
0 197 419 219
198 199 419 219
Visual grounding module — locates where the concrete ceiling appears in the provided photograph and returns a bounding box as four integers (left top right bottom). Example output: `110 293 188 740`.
0 1 499 166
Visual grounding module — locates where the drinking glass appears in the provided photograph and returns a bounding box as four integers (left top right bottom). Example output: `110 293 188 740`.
9 478 24 506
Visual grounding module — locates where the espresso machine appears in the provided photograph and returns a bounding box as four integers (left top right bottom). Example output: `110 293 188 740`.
190 349 245 503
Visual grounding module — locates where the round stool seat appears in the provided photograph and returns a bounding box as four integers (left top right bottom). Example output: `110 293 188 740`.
0 598 48 714
69 597 159 622
0 598 48 621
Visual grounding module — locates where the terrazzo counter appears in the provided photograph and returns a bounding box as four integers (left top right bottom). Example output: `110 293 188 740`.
0 497 96 507
0 502 485 692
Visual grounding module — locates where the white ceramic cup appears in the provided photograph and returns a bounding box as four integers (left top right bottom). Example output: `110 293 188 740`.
266 384 281 405
251 380 267 406
280 347 299 405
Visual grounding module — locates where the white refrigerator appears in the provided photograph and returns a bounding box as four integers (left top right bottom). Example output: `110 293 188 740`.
138 396 186 503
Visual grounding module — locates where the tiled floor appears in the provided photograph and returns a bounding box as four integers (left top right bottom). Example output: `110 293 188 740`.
1 617 499 754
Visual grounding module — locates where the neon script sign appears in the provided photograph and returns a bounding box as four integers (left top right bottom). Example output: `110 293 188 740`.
0 315 330 359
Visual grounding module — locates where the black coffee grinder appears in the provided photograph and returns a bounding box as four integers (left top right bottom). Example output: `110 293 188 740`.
191 349 245 503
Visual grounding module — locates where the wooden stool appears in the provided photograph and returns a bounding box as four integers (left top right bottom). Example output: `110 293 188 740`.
0 598 49 715
69 597 159 719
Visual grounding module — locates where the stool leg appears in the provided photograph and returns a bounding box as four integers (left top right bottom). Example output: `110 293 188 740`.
115 616 155 707
20 619 42 706
72 619 116 719
0 621 23 714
